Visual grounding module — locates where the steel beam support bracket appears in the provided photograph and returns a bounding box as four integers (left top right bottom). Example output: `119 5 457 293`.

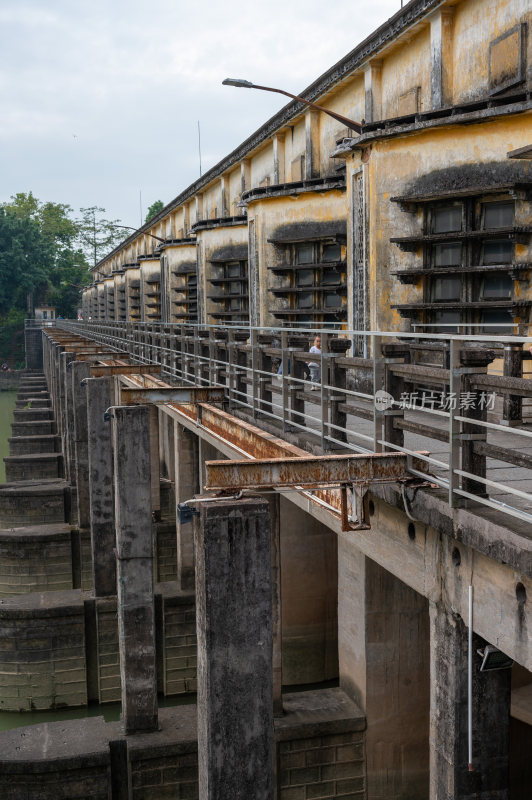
204 452 432 533
341 483 371 531
118 386 226 406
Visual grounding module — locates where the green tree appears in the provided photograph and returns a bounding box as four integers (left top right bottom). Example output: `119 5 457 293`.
0 204 50 314
0 193 93 321
145 200 164 222
77 206 126 268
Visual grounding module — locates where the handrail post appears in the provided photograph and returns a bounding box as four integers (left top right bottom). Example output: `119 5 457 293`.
288 335 308 430
281 331 289 432
372 334 384 452
382 342 411 450
460 347 495 498
329 337 351 447
449 338 461 508
258 334 274 420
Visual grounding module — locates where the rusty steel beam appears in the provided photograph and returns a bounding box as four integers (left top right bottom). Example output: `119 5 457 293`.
119 386 226 405
205 452 411 491
90 364 160 377
74 351 129 361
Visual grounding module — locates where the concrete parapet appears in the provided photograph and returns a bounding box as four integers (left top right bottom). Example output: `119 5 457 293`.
0 689 365 799
16 392 49 403
0 480 68 528
10 420 56 437
0 589 87 711
8 434 60 456
12 408 53 423
0 716 114 800
4 453 62 482
0 524 74 596
14 398 51 409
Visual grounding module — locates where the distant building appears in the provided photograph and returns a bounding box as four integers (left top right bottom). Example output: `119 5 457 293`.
34 306 56 321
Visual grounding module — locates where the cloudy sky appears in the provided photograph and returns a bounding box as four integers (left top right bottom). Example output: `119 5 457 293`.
0 0 402 227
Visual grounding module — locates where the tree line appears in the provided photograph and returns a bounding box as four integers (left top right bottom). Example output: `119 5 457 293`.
0 193 165 364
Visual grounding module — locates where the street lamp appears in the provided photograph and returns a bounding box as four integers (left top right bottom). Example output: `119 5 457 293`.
113 225 166 243
222 78 362 133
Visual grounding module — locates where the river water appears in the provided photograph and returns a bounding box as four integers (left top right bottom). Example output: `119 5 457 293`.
0 391 16 483
0 694 196 732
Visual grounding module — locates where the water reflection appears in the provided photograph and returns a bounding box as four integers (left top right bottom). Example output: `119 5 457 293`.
0 693 196 732
0 391 17 483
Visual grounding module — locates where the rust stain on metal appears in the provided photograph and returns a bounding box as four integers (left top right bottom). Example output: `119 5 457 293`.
90 364 161 377
73 351 130 361
105 366 429 528
204 452 410 490
119 386 226 405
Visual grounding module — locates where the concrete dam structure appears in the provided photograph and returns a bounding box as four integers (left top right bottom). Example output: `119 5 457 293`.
0 319 529 800
2 0 532 796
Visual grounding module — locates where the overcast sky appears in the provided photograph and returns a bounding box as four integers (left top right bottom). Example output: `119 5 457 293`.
0 0 402 227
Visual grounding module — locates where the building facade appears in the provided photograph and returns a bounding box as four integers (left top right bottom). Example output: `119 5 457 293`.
82 0 532 344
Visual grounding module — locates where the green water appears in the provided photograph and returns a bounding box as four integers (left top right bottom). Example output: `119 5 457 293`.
0 693 196 732
0 391 17 483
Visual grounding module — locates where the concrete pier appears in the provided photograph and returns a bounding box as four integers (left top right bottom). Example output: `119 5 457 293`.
71 361 91 529
173 421 199 590
429 602 511 800
112 404 158 735
195 497 274 800
87 377 116 597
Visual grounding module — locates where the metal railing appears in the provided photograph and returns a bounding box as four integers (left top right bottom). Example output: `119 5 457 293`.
56 319 532 529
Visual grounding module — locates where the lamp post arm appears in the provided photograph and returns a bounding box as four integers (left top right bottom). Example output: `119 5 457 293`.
113 225 166 243
249 83 362 133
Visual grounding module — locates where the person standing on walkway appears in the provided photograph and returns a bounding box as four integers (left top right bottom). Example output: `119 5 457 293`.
308 335 321 388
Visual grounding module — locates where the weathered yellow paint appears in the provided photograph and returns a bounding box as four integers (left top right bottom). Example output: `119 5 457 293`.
346 112 532 332
381 25 431 118
85 0 531 340
452 0 530 103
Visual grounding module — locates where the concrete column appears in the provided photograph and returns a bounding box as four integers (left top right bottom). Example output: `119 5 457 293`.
338 546 430 800
273 133 285 184
149 405 161 518
87 377 116 597
174 422 199 590
266 492 282 717
240 158 251 195
220 176 228 217
112 404 158 735
71 362 91 529
63 352 78 486
429 601 510 800
364 61 382 123
430 9 454 109
305 108 320 179
195 497 274 800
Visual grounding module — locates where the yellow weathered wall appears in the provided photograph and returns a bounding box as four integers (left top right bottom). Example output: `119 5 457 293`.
195 223 248 324
381 25 431 118
452 0 530 103
165 242 198 323
250 142 275 188
346 111 532 332
248 189 347 326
